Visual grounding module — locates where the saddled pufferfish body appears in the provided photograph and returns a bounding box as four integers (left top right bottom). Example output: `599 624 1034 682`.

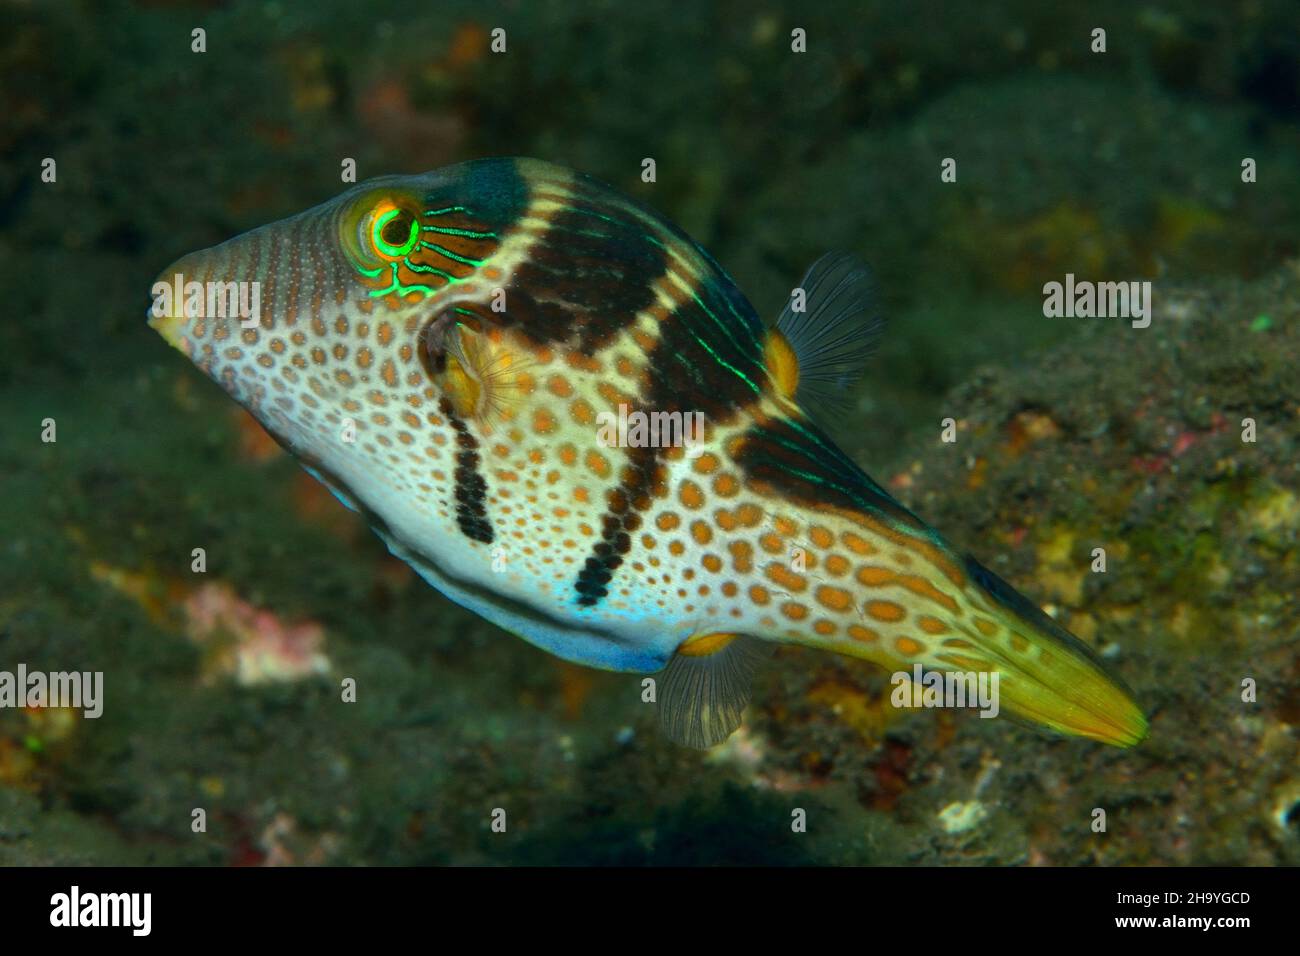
149 157 1147 748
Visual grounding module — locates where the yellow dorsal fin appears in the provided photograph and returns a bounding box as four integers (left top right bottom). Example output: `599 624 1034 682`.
770 252 881 411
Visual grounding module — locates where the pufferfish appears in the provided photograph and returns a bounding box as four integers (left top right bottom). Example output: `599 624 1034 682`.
149 157 1147 749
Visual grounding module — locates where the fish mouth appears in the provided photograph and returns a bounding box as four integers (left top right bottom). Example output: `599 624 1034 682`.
147 306 189 353
147 252 207 354
147 243 256 357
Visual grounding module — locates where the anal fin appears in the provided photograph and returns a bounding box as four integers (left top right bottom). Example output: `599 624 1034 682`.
656 633 770 749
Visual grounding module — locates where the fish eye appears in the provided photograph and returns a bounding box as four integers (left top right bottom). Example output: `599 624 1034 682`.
370 205 418 259
340 191 422 273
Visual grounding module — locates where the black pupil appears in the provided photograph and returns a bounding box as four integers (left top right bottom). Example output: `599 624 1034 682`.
381 212 412 246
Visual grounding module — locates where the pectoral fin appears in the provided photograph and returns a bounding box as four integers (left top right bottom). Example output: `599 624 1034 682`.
656 633 770 748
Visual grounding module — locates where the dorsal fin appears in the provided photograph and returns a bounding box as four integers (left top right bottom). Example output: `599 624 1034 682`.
771 252 882 410
656 634 770 748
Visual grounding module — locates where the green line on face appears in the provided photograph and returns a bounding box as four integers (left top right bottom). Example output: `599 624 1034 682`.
419 241 483 266
368 261 441 299
423 205 468 216
420 225 497 239
403 260 457 282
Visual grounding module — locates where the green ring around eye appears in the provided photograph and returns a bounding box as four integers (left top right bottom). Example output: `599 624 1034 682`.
373 208 419 257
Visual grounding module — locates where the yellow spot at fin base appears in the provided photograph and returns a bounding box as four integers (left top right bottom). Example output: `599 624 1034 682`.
763 330 800 399
677 631 739 657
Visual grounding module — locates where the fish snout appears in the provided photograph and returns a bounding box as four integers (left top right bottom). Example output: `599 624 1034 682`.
148 244 263 355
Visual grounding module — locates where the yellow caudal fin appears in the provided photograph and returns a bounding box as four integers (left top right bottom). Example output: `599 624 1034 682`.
960 555 1147 747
